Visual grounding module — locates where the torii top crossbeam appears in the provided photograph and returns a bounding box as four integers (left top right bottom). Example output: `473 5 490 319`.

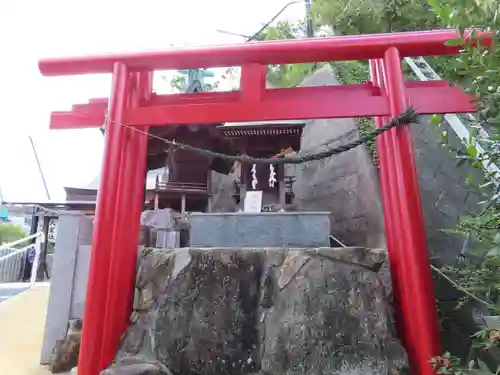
41 29 485 130
38 28 489 375
39 29 478 75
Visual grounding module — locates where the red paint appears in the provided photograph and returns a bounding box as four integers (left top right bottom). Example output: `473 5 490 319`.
383 47 441 375
100 72 152 367
370 58 408 344
48 82 475 129
38 29 490 76
77 63 129 375
38 30 488 375
240 64 266 102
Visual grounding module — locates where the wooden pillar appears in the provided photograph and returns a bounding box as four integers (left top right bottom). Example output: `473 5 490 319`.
278 164 286 208
38 215 51 280
206 170 213 212
239 147 248 209
181 194 186 214
240 165 247 209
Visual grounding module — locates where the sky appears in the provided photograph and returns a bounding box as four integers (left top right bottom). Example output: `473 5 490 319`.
0 0 305 202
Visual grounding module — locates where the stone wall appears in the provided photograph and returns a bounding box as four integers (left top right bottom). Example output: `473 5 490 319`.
41 213 94 364
103 247 409 375
411 116 486 358
412 116 484 265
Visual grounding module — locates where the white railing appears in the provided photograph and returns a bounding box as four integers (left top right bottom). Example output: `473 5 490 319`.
404 56 500 180
0 232 44 288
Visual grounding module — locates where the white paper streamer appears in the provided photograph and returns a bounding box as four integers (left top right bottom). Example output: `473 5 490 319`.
268 164 276 187
251 164 258 190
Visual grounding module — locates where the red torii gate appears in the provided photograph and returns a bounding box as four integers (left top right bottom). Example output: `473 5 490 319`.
38 29 487 375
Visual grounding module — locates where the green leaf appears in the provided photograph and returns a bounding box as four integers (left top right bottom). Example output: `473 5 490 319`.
466 145 478 158
427 0 439 8
430 114 443 125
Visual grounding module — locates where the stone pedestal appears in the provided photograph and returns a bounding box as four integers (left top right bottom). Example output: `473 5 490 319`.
188 212 330 248
102 247 408 375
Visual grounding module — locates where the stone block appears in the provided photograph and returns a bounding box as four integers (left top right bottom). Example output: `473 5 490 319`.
188 212 331 248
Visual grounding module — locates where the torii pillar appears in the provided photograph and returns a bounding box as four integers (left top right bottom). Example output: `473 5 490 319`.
38 29 490 375
76 67 152 375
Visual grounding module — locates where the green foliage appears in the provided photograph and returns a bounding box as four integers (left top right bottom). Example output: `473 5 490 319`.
258 22 380 161
0 222 26 245
311 0 440 34
258 21 317 88
308 0 500 372
169 75 185 92
267 62 317 88
425 0 500 190
256 11 500 372
424 0 500 373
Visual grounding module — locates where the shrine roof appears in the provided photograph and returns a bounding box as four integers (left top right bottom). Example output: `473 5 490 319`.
219 121 305 137
223 120 305 127
64 167 165 192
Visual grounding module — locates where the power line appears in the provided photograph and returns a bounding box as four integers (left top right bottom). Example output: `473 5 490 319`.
246 0 303 41
216 30 250 39
217 1 313 43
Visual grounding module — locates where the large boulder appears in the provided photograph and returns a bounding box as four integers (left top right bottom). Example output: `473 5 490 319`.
261 248 408 375
104 247 409 375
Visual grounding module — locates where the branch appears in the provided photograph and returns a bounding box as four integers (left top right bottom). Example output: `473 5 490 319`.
430 264 495 309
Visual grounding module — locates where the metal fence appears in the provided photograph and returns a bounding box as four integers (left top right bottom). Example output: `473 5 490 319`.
0 233 44 287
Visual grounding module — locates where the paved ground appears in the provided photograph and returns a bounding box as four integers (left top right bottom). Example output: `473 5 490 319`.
0 283 71 375
0 282 30 303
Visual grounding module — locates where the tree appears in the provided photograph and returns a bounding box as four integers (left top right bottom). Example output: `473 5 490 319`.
311 0 440 34
262 0 500 372
0 222 26 245
422 2 500 372
257 21 318 88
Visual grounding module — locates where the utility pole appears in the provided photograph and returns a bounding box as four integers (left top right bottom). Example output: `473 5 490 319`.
28 136 51 201
305 0 314 37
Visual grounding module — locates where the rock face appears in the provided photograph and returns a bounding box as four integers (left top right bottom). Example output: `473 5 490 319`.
289 64 386 249
49 319 82 373
106 247 409 375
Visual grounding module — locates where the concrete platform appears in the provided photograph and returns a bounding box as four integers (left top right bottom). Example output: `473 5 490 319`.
0 283 71 375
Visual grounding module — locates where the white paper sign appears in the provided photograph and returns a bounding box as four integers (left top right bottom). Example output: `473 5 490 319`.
244 190 263 213
47 219 58 244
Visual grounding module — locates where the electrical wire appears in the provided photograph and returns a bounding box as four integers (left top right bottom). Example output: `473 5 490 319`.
246 0 304 41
